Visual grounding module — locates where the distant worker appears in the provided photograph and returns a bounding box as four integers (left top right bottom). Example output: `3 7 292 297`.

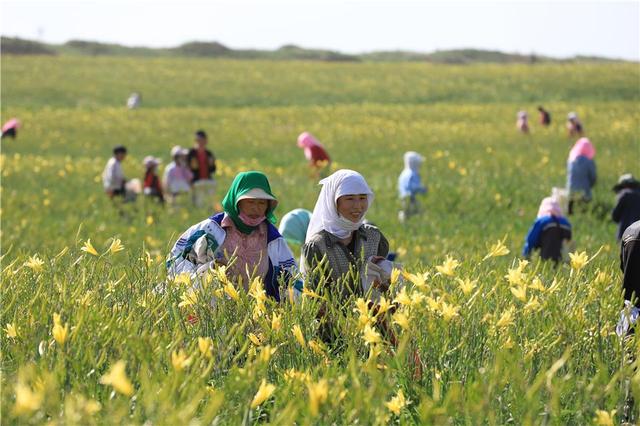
188 130 217 208
516 111 529 134
1 118 20 139
612 174 640 241
278 208 312 246
163 145 193 204
297 132 331 177
397 151 427 223
566 137 596 214
522 197 572 264
127 92 141 109
537 106 551 126
615 220 640 337
566 112 584 137
102 145 129 199
143 156 164 204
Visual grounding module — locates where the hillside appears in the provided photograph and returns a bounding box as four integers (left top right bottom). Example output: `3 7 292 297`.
0 36 628 63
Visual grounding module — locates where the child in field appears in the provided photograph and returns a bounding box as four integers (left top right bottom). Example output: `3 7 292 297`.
278 208 312 247
188 130 217 208
167 171 299 301
566 112 584 137
566 137 596 214
1 118 20 139
537 106 551 126
297 132 331 177
522 197 572 263
143 156 164 204
102 145 129 199
612 174 640 241
163 145 193 203
127 92 141 109
516 111 529 133
397 151 427 222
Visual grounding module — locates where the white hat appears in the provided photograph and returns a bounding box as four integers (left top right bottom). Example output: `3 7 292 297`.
237 188 277 202
567 112 578 120
143 156 161 168
170 145 188 158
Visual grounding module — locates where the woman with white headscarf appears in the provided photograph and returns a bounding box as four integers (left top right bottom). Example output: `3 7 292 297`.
302 169 389 302
397 151 427 222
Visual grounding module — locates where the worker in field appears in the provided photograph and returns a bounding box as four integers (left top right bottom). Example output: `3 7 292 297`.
278 208 312 247
566 112 584 137
516 111 530 134
143 156 164 205
522 197 572 264
163 145 193 205
188 130 217 208
167 171 300 301
537 106 551 126
612 174 640 241
126 92 141 109
397 151 427 223
566 137 596 214
102 145 129 199
297 132 331 178
1 118 20 139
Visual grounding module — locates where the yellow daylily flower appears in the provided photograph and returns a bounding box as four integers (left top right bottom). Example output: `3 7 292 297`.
569 251 589 271
5 323 18 338
198 337 213 358
13 380 43 415
440 301 460 322
171 349 192 371
594 409 616 426
510 285 527 303
308 340 326 356
307 379 328 416
80 239 99 256
99 360 134 396
24 255 45 272
483 238 510 260
456 277 477 296
107 238 125 255
385 389 410 415
392 311 410 330
292 325 306 347
496 307 515 328
248 333 262 346
435 256 459 277
251 379 276 408
52 313 68 345
362 324 381 345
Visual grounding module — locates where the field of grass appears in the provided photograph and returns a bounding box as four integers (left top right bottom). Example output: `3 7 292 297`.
1 56 639 424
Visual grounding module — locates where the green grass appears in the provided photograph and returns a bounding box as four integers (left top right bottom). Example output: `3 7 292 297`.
1 56 639 424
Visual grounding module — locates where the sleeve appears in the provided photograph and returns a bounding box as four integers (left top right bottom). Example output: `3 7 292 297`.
522 220 543 257
377 232 390 258
409 174 427 195
102 160 114 190
560 218 572 241
612 194 626 223
209 151 216 174
589 161 597 187
166 220 224 278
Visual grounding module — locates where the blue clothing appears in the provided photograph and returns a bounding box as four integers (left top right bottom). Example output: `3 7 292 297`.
398 169 427 199
523 215 572 260
612 188 640 240
567 156 596 200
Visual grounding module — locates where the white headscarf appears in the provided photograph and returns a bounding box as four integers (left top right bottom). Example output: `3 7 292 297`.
306 169 374 242
403 151 425 172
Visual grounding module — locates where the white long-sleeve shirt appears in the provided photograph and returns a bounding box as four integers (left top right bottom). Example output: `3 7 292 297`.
102 157 126 191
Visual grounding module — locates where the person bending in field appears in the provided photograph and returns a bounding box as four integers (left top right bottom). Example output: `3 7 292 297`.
566 112 584 138
397 151 427 223
297 132 331 178
612 174 640 242
1 118 20 139
163 145 193 205
102 145 129 199
566 137 596 214
516 111 530 134
188 130 217 208
167 171 300 301
537 106 551 126
278 208 312 247
143 156 164 204
522 197 572 264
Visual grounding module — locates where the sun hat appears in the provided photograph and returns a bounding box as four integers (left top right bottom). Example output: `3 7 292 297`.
143 156 161 168
170 145 188 158
567 112 578 120
613 173 640 192
237 188 277 202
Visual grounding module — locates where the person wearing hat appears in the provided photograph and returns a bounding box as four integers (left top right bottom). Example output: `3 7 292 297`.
516 110 529 134
612 174 640 241
143 156 164 204
537 106 551 127
187 130 217 208
566 112 584 138
102 145 128 199
163 145 193 204
167 171 300 301
397 151 428 222
278 208 312 247
566 137 596 214
522 197 572 264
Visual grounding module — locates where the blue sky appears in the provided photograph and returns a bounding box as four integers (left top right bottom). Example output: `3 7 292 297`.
2 0 639 60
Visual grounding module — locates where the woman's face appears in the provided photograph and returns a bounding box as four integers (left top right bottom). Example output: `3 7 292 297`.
238 198 269 219
336 194 368 222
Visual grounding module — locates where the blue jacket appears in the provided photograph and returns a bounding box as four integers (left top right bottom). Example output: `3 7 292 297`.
398 169 427 199
523 215 572 258
567 156 596 200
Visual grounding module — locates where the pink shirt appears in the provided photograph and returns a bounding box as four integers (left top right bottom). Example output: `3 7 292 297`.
220 215 270 290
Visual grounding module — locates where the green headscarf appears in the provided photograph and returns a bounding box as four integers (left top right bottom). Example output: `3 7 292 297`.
221 171 278 234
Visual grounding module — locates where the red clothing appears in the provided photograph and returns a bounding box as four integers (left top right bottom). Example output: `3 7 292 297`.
197 150 209 180
308 145 330 165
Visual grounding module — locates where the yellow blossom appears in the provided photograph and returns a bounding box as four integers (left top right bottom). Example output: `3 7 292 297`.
258 345 277 363
440 301 460 322
385 389 410 415
248 333 262 346
529 277 546 292
99 360 134 396
223 282 240 302
107 238 125 255
80 239 99 256
403 271 429 288
393 311 410 330
198 337 213 358
505 267 526 286
594 409 616 426
496 307 515 328
146 215 154 225
292 325 306 347
13 381 43 415
435 256 459 277
569 251 589 271
307 379 328 416
390 268 402 286
271 312 282 331
510 285 527 303
353 298 370 316
178 290 197 308
426 296 440 312
251 379 276 408
376 297 394 315
483 238 510 260
171 349 191 371
302 287 325 300
411 292 426 306
393 287 412 306
24 255 45 272
5 323 18 338
524 296 541 313
362 324 382 345
308 340 326 356
52 313 68 345
456 277 477 296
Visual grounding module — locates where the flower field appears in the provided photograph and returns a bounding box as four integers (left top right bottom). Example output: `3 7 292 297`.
1 56 639 424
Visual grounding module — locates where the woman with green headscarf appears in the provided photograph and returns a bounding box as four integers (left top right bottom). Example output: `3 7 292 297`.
168 171 301 301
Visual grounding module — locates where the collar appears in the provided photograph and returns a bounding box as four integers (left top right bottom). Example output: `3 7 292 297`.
323 226 368 248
